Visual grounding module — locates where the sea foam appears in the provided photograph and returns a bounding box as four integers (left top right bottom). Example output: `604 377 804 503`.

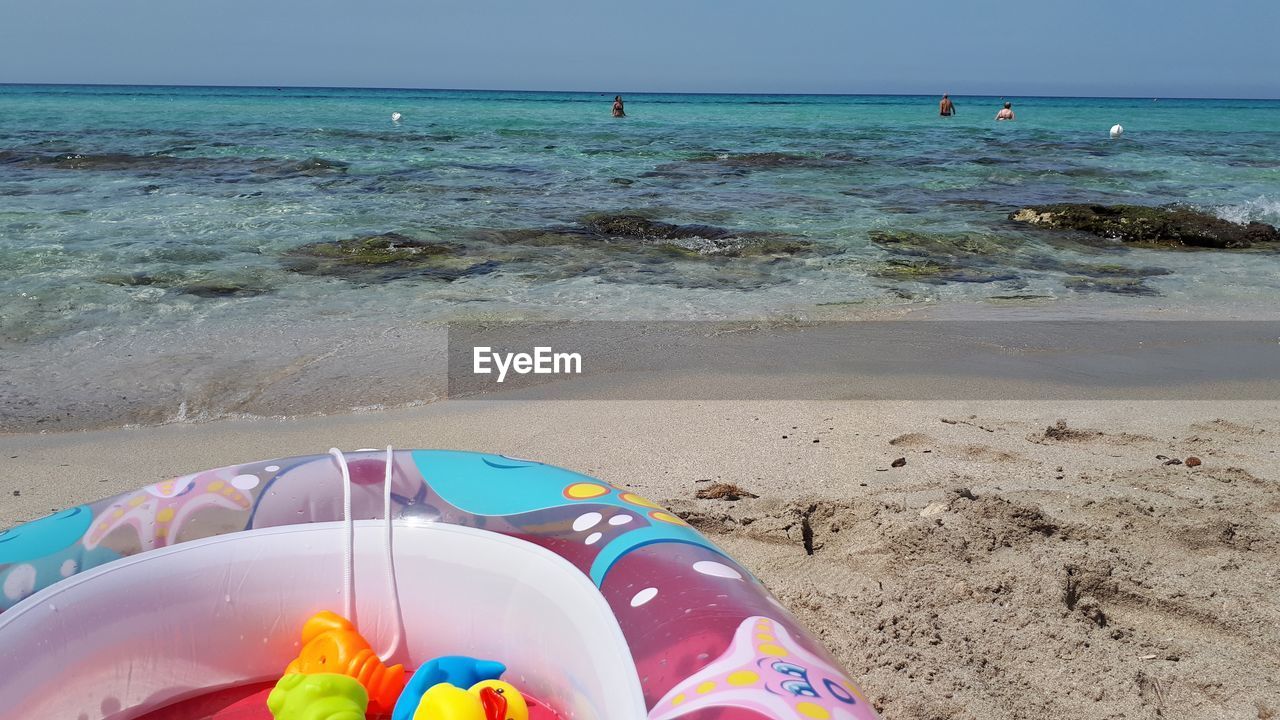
1214 196 1280 226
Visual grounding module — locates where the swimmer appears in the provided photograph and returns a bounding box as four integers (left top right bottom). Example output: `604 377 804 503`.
995 102 1015 121
612 95 626 118
939 94 956 117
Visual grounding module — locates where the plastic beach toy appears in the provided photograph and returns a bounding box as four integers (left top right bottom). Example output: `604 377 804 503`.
412 680 528 720
393 656 507 720
470 680 528 720
267 673 367 720
284 610 406 716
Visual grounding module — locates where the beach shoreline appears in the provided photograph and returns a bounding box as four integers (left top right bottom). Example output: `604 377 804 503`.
2 398 1278 719
5 308 1280 433
4 87 1280 369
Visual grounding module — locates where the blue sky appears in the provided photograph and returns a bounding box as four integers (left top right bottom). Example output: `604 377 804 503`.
2 0 1276 98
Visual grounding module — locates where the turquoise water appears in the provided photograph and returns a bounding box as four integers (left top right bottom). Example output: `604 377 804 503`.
2 85 1279 346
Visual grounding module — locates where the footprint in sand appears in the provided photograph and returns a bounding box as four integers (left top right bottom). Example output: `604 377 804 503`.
891 431 1025 464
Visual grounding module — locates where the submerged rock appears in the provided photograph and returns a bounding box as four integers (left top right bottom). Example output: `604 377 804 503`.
1010 204 1280 249
251 157 351 177
461 214 817 290
867 229 1028 286
872 260 1020 284
690 151 827 169
97 270 273 297
644 151 861 179
868 229 1021 259
3 151 190 172
1062 276 1159 296
177 280 273 298
2 149 359 180
97 270 188 288
281 232 494 281
48 152 180 170
581 214 811 256
478 214 815 258
866 227 1172 293
1040 261 1171 279
583 213 734 241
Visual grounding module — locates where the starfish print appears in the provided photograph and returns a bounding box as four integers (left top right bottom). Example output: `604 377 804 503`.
83 469 253 551
648 616 877 720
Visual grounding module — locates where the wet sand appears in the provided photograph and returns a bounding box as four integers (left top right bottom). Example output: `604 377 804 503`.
2 399 1278 719
5 316 1280 432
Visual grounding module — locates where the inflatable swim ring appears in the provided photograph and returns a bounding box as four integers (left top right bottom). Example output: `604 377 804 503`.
0 449 879 720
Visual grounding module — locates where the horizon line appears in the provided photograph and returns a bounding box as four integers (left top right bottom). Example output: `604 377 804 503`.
1 81 1277 102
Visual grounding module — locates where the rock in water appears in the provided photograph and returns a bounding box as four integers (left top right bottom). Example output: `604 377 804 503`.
1009 204 1280 249
280 232 496 282
481 213 815 258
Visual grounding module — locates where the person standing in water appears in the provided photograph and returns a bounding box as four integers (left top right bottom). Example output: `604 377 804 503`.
939 94 956 116
995 101 1015 121
612 95 626 118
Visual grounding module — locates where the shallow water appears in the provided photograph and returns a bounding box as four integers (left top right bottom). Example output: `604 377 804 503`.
2 86 1279 346
1 86 1278 428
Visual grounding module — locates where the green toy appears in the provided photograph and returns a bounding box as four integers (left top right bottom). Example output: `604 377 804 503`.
267 673 369 720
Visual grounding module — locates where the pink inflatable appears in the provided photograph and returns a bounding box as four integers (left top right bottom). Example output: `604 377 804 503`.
0 449 878 720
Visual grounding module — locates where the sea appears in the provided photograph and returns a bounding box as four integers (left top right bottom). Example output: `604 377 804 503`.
1 85 1278 428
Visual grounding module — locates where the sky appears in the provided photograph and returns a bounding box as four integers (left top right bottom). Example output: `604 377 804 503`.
1 0 1277 98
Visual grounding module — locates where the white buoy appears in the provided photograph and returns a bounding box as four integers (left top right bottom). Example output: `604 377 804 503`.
1110 123 1124 139
391 112 402 123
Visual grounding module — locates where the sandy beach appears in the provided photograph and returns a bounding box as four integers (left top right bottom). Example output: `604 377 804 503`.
2 4 1277 717
3 398 1277 719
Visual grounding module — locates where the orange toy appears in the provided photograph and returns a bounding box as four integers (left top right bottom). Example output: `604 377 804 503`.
284 611 406 716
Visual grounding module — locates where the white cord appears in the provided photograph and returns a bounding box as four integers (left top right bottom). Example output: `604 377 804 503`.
378 445 404 662
329 447 356 622
328 446 404 663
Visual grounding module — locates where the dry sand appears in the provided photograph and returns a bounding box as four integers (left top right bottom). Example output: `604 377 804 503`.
2 399 1278 719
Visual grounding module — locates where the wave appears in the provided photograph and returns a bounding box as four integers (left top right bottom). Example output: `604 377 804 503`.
1213 196 1280 225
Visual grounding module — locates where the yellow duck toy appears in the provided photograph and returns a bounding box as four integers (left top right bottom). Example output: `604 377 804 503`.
412 679 528 720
